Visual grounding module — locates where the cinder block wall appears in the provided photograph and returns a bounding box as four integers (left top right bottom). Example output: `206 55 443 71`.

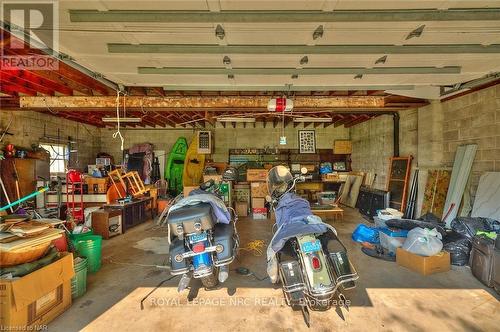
350 83 500 216
0 111 101 171
100 123 350 164
349 114 394 189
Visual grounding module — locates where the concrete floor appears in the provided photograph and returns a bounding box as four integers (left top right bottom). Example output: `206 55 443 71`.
50 208 499 331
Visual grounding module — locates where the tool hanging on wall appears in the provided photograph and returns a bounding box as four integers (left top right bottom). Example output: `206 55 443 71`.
12 160 21 200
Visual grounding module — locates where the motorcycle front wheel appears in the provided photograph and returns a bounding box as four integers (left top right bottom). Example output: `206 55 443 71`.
201 266 219 288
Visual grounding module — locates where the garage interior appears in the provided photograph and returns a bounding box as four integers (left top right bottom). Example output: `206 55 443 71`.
0 1 499 331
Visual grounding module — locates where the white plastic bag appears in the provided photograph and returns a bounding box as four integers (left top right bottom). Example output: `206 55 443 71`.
402 227 443 256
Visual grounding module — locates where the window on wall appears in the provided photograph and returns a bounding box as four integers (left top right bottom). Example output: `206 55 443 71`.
40 143 68 174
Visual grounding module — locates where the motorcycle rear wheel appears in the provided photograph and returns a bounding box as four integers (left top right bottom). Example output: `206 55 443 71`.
201 267 219 288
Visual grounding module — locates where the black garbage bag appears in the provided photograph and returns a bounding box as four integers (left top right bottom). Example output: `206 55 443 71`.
419 212 442 224
442 231 472 266
450 217 500 240
385 218 447 237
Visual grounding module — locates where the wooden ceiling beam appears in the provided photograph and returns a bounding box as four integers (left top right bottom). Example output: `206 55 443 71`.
19 95 386 109
344 115 373 128
20 70 73 95
1 72 55 96
344 114 373 128
0 80 37 96
334 115 356 127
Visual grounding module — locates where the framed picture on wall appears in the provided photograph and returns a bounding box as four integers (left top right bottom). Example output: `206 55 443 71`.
298 130 316 154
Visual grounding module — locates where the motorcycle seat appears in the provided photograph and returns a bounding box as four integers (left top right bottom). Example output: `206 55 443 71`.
167 202 212 224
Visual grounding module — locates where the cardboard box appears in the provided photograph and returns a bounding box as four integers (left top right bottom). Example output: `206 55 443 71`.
252 208 268 220
92 209 123 239
251 197 266 209
251 182 268 198
85 177 108 194
396 248 450 276
183 186 198 197
235 201 248 217
246 169 268 182
321 173 340 182
0 252 74 328
334 140 352 154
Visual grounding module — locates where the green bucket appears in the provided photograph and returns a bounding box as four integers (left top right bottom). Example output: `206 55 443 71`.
74 235 102 273
71 257 88 299
69 230 94 248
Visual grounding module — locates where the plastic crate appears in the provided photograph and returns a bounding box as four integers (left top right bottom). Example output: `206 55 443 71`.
379 228 409 254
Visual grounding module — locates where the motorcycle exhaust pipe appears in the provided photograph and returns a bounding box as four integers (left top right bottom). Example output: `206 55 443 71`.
218 266 229 283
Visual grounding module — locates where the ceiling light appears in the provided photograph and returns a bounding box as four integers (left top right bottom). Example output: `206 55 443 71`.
217 117 256 123
293 117 332 123
354 74 363 79
215 24 225 39
102 117 142 123
313 25 324 40
375 55 387 64
223 56 231 65
300 56 309 65
406 25 425 40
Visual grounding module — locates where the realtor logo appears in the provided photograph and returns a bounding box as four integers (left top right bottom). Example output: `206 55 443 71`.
1 0 59 70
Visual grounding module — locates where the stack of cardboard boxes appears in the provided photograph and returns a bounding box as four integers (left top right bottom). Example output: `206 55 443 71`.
234 183 250 217
247 169 268 220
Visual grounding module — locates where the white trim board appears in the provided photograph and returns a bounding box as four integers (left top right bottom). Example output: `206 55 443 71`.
443 144 477 227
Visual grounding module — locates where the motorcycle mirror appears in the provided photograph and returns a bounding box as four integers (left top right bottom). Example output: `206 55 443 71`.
265 195 272 203
300 167 308 175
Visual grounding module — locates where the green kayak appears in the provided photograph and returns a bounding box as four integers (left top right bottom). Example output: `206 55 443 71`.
165 137 188 195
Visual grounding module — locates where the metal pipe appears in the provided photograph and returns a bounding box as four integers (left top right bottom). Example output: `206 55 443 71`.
0 187 49 212
393 113 400 157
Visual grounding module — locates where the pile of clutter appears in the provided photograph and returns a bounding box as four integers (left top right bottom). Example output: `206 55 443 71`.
352 208 500 291
0 214 101 328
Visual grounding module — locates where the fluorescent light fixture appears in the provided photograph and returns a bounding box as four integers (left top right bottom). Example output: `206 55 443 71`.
217 117 256 123
102 117 142 123
293 117 332 123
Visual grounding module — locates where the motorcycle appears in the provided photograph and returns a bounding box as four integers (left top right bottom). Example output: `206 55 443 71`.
166 179 239 290
266 166 358 326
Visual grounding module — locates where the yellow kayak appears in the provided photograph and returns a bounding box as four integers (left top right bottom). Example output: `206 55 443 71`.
182 137 206 186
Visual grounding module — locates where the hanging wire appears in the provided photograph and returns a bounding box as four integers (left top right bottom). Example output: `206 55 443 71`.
113 90 125 151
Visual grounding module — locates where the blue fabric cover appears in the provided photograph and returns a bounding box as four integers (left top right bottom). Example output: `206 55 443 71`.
271 193 328 252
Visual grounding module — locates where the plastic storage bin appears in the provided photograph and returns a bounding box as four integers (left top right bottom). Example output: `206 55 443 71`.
379 228 409 254
318 192 337 205
373 217 387 228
